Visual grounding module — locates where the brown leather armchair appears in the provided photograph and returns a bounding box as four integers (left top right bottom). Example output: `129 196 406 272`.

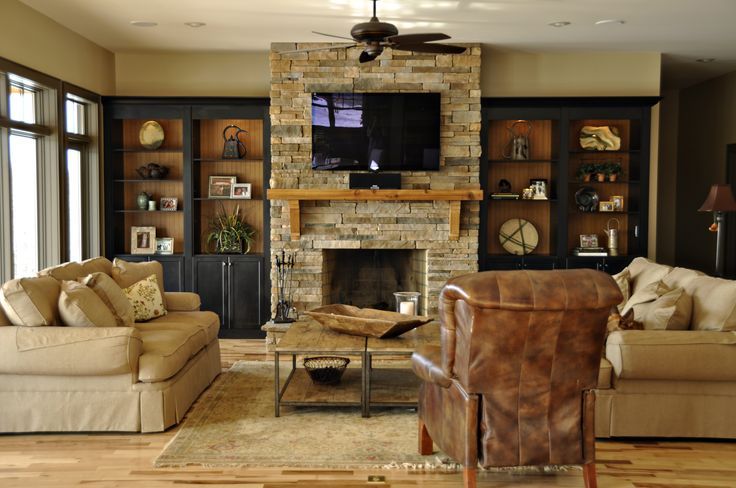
412 269 621 488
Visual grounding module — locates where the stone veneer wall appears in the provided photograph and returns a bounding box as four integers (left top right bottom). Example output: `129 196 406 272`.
269 43 481 316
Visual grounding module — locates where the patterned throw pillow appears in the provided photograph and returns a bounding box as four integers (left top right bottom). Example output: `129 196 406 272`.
123 274 167 322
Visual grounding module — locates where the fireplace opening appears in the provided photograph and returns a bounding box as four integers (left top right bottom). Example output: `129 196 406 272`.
322 250 428 315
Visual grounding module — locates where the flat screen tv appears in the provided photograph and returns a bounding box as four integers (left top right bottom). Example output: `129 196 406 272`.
311 92 440 171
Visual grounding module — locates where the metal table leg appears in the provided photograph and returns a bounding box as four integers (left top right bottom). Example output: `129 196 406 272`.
362 351 371 418
274 351 280 417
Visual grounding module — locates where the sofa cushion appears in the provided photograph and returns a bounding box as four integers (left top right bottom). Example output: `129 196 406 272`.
598 357 613 389
112 258 167 308
80 256 113 276
38 261 85 281
605 330 736 381
137 328 204 382
79 272 134 327
0 276 60 326
58 281 118 327
138 311 219 344
662 266 704 290
627 257 673 294
0 306 11 326
622 281 691 331
123 274 167 322
684 275 736 331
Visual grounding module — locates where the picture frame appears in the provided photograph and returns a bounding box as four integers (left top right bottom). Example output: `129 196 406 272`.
160 197 178 211
599 201 615 212
131 226 156 254
155 237 174 255
529 178 548 200
579 234 599 248
231 183 252 199
612 195 624 211
208 175 237 199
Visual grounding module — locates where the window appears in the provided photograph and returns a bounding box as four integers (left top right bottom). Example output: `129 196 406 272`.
0 57 101 281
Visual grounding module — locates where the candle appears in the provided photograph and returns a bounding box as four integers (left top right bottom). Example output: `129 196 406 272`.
399 301 415 315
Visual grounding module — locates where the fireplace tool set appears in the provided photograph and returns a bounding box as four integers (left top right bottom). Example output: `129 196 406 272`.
274 250 296 323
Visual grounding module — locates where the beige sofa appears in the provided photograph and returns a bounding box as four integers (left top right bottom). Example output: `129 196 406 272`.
595 257 736 438
0 257 221 433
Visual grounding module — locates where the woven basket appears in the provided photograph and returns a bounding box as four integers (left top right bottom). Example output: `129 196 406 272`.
303 356 350 385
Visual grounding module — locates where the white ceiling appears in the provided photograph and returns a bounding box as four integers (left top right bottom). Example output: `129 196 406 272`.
19 0 736 88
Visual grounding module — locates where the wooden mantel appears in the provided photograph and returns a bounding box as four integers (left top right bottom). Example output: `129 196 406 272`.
267 189 483 240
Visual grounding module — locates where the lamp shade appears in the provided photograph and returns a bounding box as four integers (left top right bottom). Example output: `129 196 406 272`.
698 184 736 212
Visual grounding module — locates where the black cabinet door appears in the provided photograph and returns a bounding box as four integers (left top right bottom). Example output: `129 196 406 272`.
228 257 264 333
566 257 605 271
522 256 559 270
193 257 227 328
482 257 523 271
152 256 185 292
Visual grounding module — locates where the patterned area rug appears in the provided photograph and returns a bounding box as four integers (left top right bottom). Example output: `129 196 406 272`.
154 360 455 469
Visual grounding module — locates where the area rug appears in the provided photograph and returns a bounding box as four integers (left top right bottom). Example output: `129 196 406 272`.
154 360 456 469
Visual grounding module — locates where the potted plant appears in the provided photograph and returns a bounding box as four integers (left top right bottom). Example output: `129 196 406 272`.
594 163 607 182
206 204 256 254
605 162 623 182
576 162 596 182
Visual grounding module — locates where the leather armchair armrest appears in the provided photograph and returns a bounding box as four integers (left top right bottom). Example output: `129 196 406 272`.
164 292 201 312
0 326 142 376
412 344 453 388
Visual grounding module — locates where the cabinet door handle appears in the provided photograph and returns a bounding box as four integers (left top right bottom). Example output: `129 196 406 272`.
222 261 227 328
227 261 233 328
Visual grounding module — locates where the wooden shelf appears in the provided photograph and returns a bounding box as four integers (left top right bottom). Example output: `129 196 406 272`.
193 197 256 201
267 189 482 240
114 179 183 183
194 158 263 163
112 148 183 153
114 210 183 213
488 159 558 163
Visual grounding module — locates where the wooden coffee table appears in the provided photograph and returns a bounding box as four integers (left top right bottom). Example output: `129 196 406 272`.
274 318 439 417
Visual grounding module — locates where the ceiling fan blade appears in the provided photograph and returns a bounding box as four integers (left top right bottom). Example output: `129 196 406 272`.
359 50 380 63
392 43 466 54
279 44 357 54
386 33 450 44
312 30 356 41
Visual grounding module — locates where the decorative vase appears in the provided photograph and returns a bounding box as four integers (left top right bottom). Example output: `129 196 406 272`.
136 192 150 210
596 173 606 182
217 240 243 254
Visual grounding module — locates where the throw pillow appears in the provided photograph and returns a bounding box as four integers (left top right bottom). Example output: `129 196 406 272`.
0 276 61 326
622 280 691 330
112 258 167 308
78 272 134 327
123 274 167 322
612 269 631 312
38 261 85 281
58 281 118 327
685 275 736 331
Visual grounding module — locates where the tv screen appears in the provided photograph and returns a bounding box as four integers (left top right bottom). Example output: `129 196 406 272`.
311 92 440 171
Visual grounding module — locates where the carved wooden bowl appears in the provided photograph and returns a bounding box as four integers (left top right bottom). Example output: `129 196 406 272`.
304 304 432 339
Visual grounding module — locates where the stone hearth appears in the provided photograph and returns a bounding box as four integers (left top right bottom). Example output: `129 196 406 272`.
269 43 482 316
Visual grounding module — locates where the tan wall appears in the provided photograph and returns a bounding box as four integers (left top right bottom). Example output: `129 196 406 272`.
115 52 270 97
481 48 661 97
676 70 736 272
0 0 114 94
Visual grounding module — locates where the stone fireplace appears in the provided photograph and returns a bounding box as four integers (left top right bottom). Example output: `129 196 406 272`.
268 43 482 316
323 249 428 314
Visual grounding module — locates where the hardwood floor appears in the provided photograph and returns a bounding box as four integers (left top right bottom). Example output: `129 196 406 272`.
1 339 735 488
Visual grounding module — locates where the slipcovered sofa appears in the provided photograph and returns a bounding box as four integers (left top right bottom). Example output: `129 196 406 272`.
0 257 221 433
596 257 736 438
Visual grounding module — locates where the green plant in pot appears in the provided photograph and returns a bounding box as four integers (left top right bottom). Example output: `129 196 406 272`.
605 162 623 182
576 162 597 182
594 163 607 182
206 204 256 254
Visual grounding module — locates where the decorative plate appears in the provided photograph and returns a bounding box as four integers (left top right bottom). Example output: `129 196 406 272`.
499 218 538 255
139 121 165 150
304 304 432 339
575 187 600 212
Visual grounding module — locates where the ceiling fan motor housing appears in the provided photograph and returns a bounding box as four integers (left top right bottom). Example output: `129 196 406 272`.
350 19 399 42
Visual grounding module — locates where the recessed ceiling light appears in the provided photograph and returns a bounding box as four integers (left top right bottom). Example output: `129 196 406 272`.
548 21 571 28
185 22 207 28
696 58 716 63
130 20 158 27
595 19 626 25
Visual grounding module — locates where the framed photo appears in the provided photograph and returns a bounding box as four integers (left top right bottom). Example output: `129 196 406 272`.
160 197 178 211
131 226 156 254
529 178 548 200
155 237 174 255
208 175 236 199
579 234 599 248
612 195 624 211
231 183 252 199
599 201 615 212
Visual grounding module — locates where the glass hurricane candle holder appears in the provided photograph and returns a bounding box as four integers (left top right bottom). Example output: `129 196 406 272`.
394 291 420 316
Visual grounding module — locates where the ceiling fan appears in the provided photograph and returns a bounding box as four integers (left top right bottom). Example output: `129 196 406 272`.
280 0 466 63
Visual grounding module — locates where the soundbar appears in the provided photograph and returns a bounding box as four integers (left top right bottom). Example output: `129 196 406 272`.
349 173 401 190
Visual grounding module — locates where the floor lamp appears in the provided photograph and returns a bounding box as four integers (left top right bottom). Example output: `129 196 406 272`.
698 184 736 276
